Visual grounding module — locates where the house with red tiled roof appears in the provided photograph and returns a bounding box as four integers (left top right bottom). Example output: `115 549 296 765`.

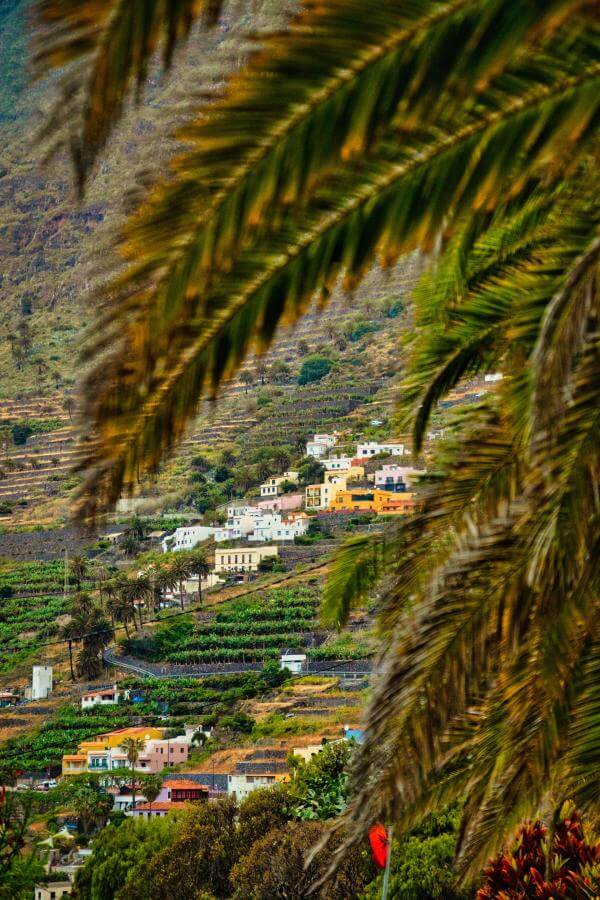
155 779 210 804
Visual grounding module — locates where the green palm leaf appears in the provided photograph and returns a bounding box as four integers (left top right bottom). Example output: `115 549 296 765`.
34 0 225 187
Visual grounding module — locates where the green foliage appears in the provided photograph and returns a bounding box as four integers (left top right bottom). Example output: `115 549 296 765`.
297 356 333 386
231 820 374 900
289 741 352 820
218 712 255 735
73 814 177 900
360 804 471 900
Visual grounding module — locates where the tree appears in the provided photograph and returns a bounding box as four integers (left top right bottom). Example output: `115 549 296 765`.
120 738 146 809
297 456 325 485
477 813 600 898
140 774 163 817
360 804 472 900
0 789 39 895
186 551 211 605
270 360 291 383
297 355 333 386
69 555 88 590
154 565 179 610
73 815 175 900
62 596 112 680
289 741 352 821
254 360 268 385
62 777 113 835
36 0 600 876
240 370 254 394
236 785 291 857
120 574 152 630
62 396 76 420
120 799 238 900
166 555 193 611
230 820 373 900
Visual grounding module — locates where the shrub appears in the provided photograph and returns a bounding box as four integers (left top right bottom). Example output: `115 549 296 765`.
297 356 333 386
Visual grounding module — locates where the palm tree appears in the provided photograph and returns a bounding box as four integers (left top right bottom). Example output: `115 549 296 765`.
140 774 163 817
69 555 88 591
106 575 136 638
120 574 152 630
168 555 193 611
120 738 146 810
62 598 113 681
91 563 110 606
186 551 211 605
36 0 599 875
155 565 179 611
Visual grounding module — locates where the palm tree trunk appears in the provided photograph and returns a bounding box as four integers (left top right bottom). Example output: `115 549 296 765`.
68 640 75 680
179 579 185 611
124 619 130 638
197 578 202 605
138 603 144 630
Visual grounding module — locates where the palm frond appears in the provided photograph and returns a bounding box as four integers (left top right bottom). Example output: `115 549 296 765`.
34 0 225 188
321 532 388 629
76 41 600 519
532 234 600 432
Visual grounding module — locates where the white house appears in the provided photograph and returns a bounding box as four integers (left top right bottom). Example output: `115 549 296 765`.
35 883 72 900
216 507 308 543
215 507 264 542
227 771 286 801
248 512 309 542
305 433 337 458
321 456 354 471
161 525 218 553
356 441 406 458
484 372 503 383
81 687 121 710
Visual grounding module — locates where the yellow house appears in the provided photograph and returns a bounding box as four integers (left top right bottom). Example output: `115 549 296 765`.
94 726 165 748
324 464 364 482
62 726 166 776
330 489 416 515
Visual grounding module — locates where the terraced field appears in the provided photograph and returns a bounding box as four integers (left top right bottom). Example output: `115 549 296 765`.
123 585 372 667
0 559 87 672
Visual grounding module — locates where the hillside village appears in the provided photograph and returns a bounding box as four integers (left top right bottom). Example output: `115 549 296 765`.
2 0 591 895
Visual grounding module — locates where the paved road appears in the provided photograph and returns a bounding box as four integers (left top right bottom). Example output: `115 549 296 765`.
103 648 373 680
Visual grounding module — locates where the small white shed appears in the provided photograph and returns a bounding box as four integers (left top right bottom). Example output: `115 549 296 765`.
280 653 307 675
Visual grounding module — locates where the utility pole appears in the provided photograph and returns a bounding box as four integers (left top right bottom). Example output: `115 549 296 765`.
381 826 393 900
63 549 69 599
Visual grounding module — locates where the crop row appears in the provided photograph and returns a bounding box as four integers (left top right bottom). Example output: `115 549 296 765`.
200 619 314 637
177 632 305 652
213 605 316 625
167 648 284 663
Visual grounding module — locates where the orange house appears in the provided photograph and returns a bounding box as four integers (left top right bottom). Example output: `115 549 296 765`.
330 489 416 515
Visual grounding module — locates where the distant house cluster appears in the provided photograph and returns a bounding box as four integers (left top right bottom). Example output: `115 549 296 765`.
303 434 423 515
62 725 197 777
153 430 425 582
216 505 310 544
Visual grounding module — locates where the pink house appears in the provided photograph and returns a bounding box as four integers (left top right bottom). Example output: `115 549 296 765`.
135 739 190 773
257 493 303 513
374 464 423 492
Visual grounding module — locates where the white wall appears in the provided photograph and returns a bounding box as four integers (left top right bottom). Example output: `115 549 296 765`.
162 525 218 552
31 666 52 700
